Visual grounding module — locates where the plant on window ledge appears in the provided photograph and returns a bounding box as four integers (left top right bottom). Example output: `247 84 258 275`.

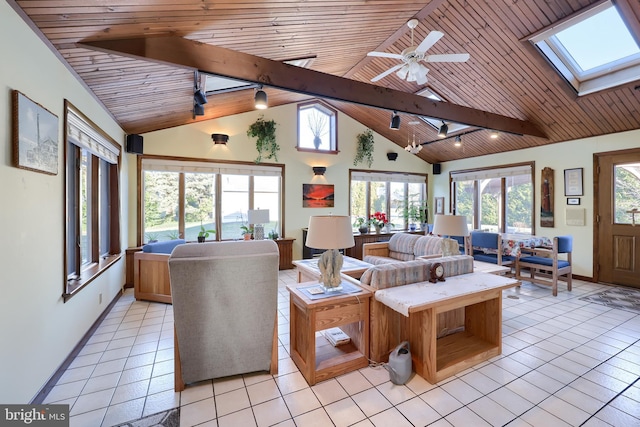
247 115 279 163
354 129 374 167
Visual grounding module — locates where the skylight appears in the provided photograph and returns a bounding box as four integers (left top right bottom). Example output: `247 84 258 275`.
530 1 640 95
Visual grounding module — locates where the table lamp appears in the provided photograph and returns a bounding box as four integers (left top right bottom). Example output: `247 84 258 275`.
247 209 269 240
305 215 355 292
432 214 470 255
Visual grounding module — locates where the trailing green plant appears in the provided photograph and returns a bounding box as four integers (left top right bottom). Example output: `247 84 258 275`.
354 129 374 167
247 115 279 163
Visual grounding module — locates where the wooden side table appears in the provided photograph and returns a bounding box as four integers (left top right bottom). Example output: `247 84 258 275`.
274 238 295 270
287 282 372 385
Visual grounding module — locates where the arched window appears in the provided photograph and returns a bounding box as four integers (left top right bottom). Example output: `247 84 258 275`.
297 101 337 153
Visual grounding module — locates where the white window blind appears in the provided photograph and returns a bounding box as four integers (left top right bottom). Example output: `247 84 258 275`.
351 171 426 183
66 108 120 164
142 158 282 176
450 164 532 182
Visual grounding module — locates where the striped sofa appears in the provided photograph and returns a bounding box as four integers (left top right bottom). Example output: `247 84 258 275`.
357 255 474 362
362 232 460 265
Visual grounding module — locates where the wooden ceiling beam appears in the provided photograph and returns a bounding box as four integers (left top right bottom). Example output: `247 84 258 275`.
80 36 546 138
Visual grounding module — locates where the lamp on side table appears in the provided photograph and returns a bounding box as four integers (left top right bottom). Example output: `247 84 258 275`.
305 215 355 292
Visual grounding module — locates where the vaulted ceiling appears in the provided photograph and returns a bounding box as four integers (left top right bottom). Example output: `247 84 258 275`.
10 0 640 164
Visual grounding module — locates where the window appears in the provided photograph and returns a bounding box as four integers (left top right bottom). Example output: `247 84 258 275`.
65 101 121 299
614 162 640 224
529 1 640 95
350 171 427 230
297 101 337 152
451 163 533 234
141 158 283 243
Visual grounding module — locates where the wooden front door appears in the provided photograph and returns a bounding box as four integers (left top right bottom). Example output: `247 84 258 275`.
595 150 640 288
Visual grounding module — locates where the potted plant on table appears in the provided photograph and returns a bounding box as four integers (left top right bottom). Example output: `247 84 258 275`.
370 211 389 233
197 223 216 243
353 217 369 234
240 225 254 240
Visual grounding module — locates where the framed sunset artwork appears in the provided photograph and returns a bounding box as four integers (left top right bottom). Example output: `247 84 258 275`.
302 184 334 208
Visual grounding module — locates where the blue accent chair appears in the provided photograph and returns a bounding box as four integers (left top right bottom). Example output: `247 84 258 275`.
516 236 572 296
470 231 515 268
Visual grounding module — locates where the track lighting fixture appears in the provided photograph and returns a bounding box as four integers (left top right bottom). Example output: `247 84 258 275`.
254 86 268 110
490 130 499 139
437 122 448 138
194 89 208 106
194 103 205 116
390 111 401 130
454 135 462 147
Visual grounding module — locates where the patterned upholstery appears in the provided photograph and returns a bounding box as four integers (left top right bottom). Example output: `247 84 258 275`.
387 233 421 261
360 255 474 290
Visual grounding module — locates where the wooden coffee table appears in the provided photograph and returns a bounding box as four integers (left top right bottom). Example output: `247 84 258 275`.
293 256 373 283
374 272 519 384
287 281 372 385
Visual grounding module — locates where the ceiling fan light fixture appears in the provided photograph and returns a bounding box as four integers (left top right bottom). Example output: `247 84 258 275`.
254 86 268 109
438 122 448 138
396 66 409 80
390 111 401 130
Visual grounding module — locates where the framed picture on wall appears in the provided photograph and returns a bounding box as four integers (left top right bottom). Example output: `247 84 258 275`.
564 168 583 196
435 197 445 215
12 90 59 175
302 184 334 208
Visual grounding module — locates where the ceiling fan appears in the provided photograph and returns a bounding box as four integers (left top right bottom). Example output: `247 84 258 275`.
368 19 470 85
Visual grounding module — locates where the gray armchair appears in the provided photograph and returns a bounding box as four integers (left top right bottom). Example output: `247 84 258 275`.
169 240 279 391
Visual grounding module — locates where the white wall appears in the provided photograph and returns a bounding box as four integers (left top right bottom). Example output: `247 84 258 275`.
432 129 640 277
0 3 128 403
131 103 429 258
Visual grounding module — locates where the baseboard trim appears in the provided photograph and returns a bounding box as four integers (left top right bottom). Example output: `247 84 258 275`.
30 290 124 404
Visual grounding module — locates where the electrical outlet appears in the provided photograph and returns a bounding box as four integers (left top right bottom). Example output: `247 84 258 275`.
99 293 102 304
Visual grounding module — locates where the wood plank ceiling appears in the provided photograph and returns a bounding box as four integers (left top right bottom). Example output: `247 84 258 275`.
10 0 640 164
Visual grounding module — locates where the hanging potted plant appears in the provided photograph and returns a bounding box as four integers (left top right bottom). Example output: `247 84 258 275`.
354 129 374 167
247 115 279 163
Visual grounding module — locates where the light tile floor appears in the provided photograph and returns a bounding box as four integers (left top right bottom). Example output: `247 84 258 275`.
44 269 640 426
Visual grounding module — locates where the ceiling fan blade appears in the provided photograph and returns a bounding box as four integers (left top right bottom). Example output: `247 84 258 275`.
416 30 444 54
367 51 404 59
424 53 470 63
371 63 405 82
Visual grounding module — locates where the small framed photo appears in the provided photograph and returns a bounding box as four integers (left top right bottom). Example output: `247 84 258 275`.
567 198 580 205
564 168 583 196
435 197 445 215
12 90 59 175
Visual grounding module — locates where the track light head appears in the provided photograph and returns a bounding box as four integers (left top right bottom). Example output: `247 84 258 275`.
194 89 208 105
390 111 401 130
490 130 499 139
437 122 448 138
194 103 205 116
254 86 268 109
454 135 462 147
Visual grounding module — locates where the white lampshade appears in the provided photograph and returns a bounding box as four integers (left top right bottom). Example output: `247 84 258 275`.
306 216 355 250
247 209 269 224
432 214 469 236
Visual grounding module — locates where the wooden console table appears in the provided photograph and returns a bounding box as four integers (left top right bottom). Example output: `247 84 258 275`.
374 272 519 383
287 281 372 385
